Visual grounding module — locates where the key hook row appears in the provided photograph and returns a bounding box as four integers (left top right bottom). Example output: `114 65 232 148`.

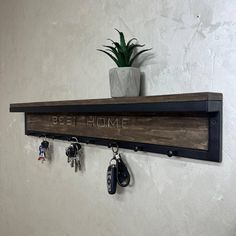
37 133 139 154
38 135 141 154
35 133 177 157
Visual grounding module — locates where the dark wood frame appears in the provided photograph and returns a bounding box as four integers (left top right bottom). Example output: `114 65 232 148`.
10 92 223 162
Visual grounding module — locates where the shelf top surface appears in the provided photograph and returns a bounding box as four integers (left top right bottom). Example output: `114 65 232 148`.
10 92 222 110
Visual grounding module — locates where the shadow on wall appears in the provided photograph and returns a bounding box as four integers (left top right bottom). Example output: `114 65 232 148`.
140 72 146 96
132 51 156 96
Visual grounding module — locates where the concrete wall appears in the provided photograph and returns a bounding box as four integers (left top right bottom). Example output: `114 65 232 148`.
0 0 236 235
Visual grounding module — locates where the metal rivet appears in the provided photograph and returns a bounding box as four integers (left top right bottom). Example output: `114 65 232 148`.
211 120 217 126
167 150 173 157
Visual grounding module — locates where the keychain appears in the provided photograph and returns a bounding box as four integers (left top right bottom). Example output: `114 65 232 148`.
106 143 130 194
116 154 130 188
65 137 82 172
38 138 49 163
107 156 118 194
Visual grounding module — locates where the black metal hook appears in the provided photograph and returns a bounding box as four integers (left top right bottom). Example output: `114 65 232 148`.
108 142 119 155
108 141 118 148
167 150 177 157
134 145 142 152
111 143 119 154
39 133 47 139
86 139 95 144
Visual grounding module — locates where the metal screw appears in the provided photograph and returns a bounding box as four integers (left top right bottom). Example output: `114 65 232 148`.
211 120 217 126
167 150 173 157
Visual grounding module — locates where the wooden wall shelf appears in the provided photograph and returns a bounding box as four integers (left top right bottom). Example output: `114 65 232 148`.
10 92 223 162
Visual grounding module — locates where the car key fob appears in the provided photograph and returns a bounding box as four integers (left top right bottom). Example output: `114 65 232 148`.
116 155 130 187
107 159 117 195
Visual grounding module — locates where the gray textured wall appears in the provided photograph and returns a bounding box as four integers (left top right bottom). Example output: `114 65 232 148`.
0 0 236 235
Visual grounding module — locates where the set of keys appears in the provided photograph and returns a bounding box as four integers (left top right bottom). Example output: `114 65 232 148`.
65 137 82 172
38 139 49 163
107 144 130 194
37 138 131 192
37 137 82 172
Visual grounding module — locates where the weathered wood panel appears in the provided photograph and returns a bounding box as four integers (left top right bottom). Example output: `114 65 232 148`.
26 113 209 150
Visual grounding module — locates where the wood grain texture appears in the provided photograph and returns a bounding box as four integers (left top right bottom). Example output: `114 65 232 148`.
10 92 222 109
26 113 209 150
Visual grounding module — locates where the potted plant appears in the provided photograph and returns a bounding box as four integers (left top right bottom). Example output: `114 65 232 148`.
98 29 151 97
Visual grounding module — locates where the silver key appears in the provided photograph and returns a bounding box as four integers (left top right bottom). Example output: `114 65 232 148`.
74 156 81 172
77 155 81 171
74 159 78 172
71 158 74 168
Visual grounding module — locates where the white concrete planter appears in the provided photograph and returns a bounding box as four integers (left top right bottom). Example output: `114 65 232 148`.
109 67 141 97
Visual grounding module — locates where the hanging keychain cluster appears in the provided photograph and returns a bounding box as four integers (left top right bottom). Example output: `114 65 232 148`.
37 138 131 194
65 137 82 172
107 144 130 194
38 139 49 163
37 137 82 172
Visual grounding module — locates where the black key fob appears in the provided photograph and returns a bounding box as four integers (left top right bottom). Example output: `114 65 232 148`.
117 157 130 187
107 160 117 195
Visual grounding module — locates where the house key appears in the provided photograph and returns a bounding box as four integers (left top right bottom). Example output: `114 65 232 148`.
65 137 81 172
74 155 81 172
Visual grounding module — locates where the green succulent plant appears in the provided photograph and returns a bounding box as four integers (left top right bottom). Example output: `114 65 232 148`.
97 29 151 67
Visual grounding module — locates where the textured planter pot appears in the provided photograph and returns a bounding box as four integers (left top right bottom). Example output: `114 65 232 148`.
109 67 141 97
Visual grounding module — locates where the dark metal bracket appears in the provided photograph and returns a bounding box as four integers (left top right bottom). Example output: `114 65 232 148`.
10 93 223 162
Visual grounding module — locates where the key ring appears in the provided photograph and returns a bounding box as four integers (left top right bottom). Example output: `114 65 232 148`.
111 143 119 155
71 137 79 143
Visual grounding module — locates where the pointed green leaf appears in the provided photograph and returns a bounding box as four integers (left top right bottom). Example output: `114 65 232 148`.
107 38 117 44
115 49 126 67
103 45 119 57
102 45 116 50
129 48 152 66
106 49 121 62
126 44 145 63
105 39 128 66
127 38 137 47
128 44 145 52
128 44 145 58
107 39 122 53
115 29 126 48
97 49 120 66
119 53 127 66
